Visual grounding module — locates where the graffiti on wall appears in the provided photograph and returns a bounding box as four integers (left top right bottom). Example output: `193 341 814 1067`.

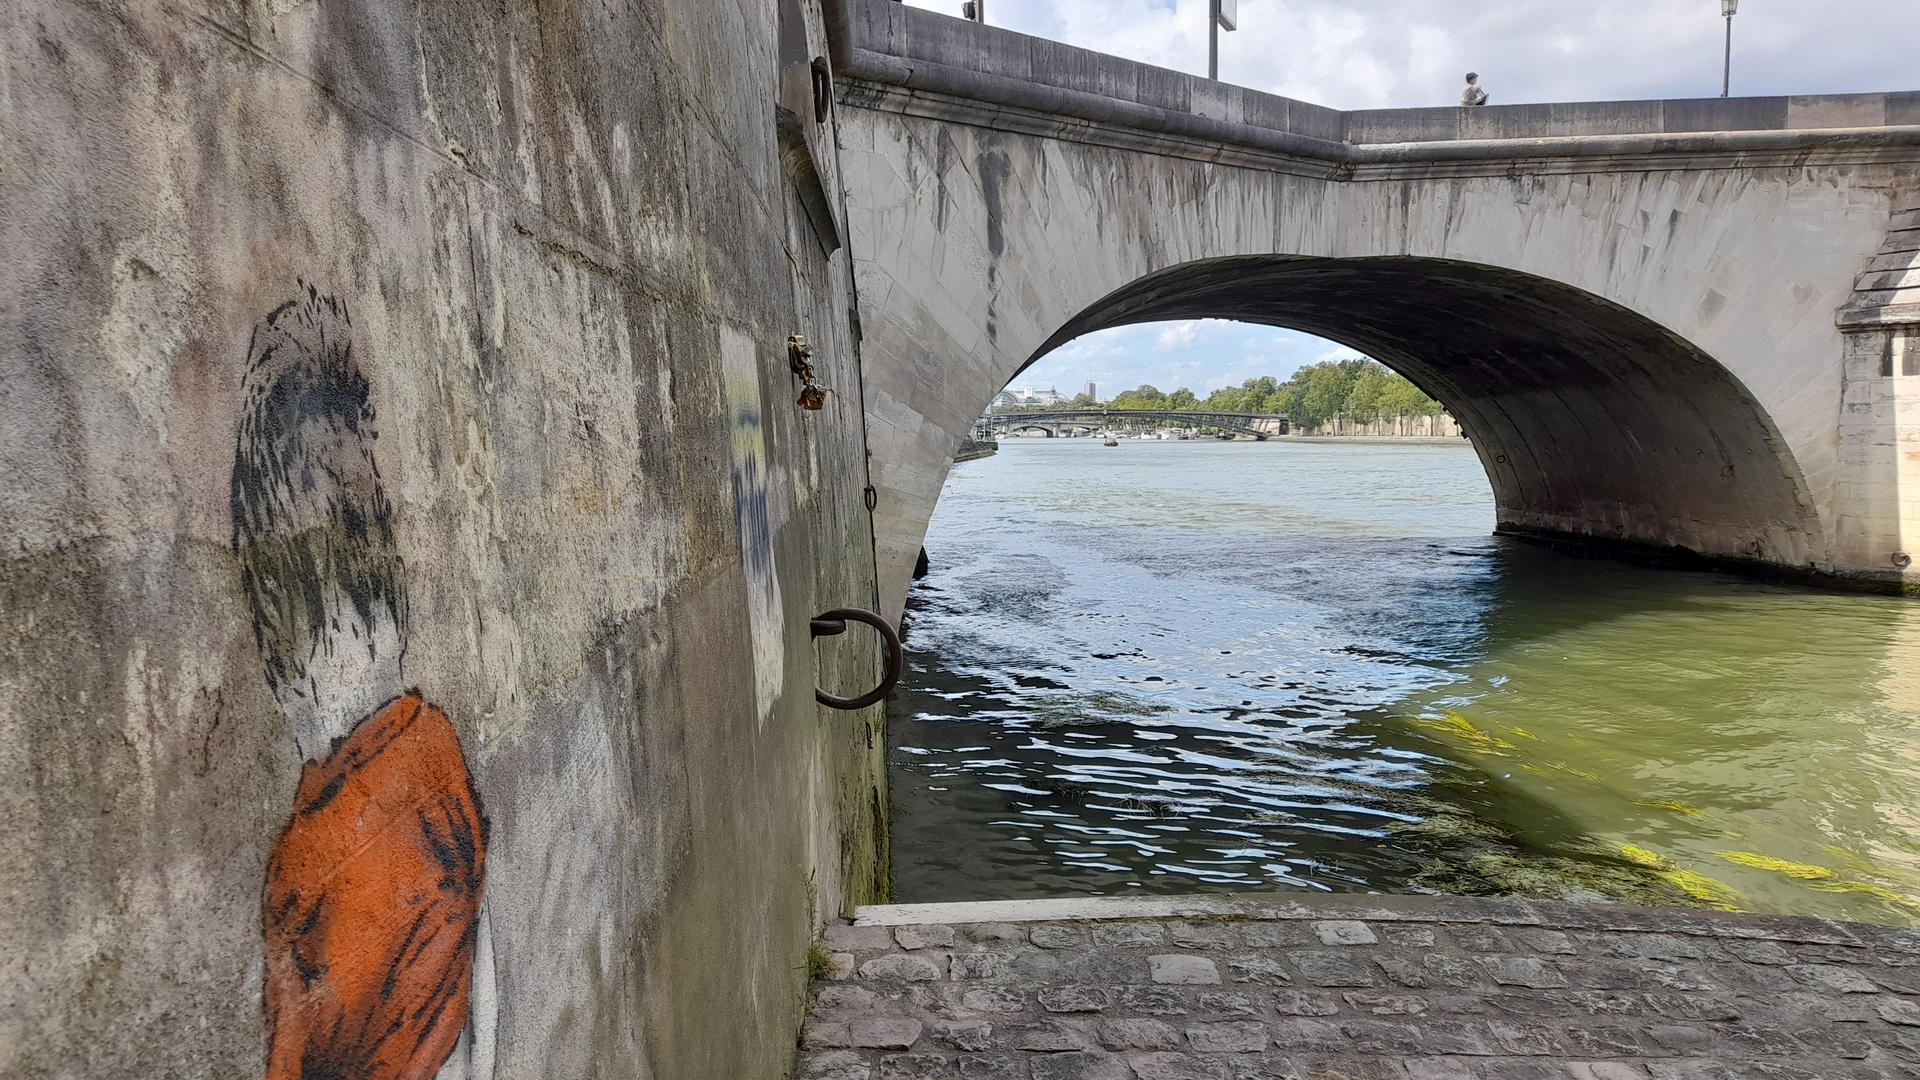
722 327 787 722
231 285 496 1080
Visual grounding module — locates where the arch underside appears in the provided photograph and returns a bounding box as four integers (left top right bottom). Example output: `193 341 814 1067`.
1032 256 1824 568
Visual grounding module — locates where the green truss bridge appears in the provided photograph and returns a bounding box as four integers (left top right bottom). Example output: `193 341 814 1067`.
986 409 1290 440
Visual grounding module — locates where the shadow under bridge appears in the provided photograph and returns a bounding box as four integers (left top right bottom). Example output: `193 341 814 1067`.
1028 254 1821 568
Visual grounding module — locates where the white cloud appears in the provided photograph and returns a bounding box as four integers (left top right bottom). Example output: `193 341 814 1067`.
1154 321 1202 352
905 0 1920 109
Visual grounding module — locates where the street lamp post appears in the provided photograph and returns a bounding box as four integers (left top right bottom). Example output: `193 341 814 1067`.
1209 0 1237 81
1721 0 1738 98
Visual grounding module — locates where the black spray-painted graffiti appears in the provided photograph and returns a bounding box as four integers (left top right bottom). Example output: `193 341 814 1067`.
231 284 495 1080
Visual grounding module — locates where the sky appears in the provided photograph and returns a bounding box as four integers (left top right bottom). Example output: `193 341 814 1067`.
903 0 1920 399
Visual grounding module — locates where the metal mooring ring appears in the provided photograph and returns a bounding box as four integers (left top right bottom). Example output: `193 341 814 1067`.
810 607 903 710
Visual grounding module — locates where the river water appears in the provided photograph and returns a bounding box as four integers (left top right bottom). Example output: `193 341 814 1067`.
888 437 1920 925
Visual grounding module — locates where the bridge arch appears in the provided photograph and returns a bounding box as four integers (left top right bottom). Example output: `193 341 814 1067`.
832 7 1920 619
1029 254 1822 572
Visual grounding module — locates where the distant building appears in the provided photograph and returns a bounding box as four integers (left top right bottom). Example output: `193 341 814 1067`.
1004 386 1067 406
1084 381 1097 402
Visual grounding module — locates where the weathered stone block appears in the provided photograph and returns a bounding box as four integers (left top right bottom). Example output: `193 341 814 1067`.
1640 992 1739 1022
878 1053 954 1079
829 925 901 952
897 925 958 951
1151 955 1223 985
1272 990 1341 1016
1879 997 1920 1026
930 1020 994 1052
963 923 1028 946
961 986 1028 1013
1241 924 1312 948
864 955 947 982
1381 926 1438 948
1419 1020 1499 1057
1029 1049 1131 1080
1008 1020 1092 1052
956 1055 1023 1079
1481 957 1569 989
1032 925 1089 949
1514 929 1577 955
1039 985 1110 1013
817 986 882 1013
1126 1052 1231 1080
1289 952 1376 988
1789 963 1880 993
1485 1020 1562 1056
1645 1024 1715 1056
1195 992 1259 1018
853 1019 927 1050
1268 1017 1349 1052
1342 992 1425 1016
805 1022 854 1049
1562 1026 1646 1056
1422 954 1486 988
951 953 1015 981
1186 1021 1270 1053
806 1051 875 1080
1226 956 1293 986
1094 923 1166 948
1101 1017 1185 1050
1447 925 1513 952
1562 960 1651 991
1172 922 1237 950
1405 1058 1481 1080
1372 956 1429 988
1723 940 1795 965
1312 921 1378 947
1118 986 1190 1015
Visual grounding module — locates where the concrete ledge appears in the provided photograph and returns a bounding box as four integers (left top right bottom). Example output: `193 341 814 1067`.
854 893 1920 948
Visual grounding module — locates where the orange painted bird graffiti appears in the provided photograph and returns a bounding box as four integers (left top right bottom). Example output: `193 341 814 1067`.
233 286 492 1080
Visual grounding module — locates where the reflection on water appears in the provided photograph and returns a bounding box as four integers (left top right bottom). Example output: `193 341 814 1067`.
888 438 1920 924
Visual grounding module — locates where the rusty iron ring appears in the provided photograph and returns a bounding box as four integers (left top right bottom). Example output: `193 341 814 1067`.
810 607 902 710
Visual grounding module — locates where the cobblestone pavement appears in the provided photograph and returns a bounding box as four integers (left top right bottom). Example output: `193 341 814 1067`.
795 894 1920 1080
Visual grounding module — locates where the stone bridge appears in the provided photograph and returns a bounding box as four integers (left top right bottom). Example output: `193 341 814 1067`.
821 0 1920 621
990 410 1289 440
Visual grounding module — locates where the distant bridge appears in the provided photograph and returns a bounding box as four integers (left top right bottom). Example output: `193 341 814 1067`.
987 410 1288 440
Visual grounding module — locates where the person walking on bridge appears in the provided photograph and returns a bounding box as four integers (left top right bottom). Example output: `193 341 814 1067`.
1461 72 1488 106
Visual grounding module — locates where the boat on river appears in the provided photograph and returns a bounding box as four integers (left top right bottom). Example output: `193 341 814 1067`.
1103 438 1119 447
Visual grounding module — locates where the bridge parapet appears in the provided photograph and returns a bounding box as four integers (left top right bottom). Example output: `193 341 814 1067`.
828 0 1920 178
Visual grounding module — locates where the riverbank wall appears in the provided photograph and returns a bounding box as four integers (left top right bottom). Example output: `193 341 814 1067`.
1 0 884 1076
956 438 1001 462
1296 413 1465 438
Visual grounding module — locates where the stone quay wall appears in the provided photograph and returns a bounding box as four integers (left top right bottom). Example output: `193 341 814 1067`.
800 894 1920 1079
1294 415 1466 439
1 0 884 1076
